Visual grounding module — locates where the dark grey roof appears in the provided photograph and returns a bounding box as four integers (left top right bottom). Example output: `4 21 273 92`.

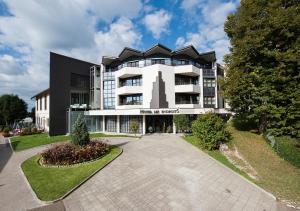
31 88 50 99
102 43 216 65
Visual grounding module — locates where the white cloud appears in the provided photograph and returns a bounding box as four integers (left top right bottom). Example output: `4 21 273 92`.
142 9 172 39
0 0 143 108
177 0 239 63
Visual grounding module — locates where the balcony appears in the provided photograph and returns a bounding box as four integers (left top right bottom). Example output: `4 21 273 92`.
175 84 200 93
174 65 200 76
116 86 142 95
115 67 142 79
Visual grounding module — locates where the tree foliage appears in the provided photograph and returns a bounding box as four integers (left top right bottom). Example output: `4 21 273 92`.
0 94 28 125
71 114 90 146
130 120 139 136
192 113 230 150
222 0 300 137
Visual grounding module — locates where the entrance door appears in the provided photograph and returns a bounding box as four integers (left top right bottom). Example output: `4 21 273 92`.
146 115 173 133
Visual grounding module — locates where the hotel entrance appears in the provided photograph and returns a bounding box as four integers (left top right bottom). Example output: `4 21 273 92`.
146 115 173 133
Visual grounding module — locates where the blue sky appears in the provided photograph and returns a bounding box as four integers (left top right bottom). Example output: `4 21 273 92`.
0 0 239 109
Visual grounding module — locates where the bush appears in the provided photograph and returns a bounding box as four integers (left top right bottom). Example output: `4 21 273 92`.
71 114 90 146
2 127 10 137
173 115 191 133
41 140 109 165
192 113 230 150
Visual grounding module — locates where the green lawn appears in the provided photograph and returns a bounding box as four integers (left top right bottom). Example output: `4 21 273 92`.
11 133 136 152
228 126 300 206
183 135 253 181
184 128 300 206
21 147 121 201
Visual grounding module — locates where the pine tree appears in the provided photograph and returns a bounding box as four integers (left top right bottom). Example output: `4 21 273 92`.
222 0 300 137
71 114 90 145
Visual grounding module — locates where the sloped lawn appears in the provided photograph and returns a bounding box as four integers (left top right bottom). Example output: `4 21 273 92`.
21 147 121 201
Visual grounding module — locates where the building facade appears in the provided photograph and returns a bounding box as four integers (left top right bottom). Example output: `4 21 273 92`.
32 44 229 136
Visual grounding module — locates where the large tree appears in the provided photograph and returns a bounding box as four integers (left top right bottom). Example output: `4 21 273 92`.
0 94 28 125
222 0 300 137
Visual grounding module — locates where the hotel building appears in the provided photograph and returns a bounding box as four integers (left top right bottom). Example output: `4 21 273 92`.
32 44 229 136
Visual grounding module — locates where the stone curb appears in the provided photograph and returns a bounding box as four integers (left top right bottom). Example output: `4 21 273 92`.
20 147 123 205
181 136 277 201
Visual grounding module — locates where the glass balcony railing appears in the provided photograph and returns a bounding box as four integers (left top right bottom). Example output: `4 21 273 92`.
106 58 213 72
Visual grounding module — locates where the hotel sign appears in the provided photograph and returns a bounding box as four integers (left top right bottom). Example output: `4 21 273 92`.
140 108 180 114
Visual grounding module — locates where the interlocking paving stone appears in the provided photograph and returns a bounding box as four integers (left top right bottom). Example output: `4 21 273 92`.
63 134 292 211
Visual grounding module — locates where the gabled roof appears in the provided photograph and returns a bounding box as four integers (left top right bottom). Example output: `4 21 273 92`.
102 43 216 66
118 47 142 60
31 88 50 99
173 45 200 59
144 43 172 56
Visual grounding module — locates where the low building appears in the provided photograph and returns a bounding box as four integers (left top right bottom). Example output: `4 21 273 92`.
32 44 229 136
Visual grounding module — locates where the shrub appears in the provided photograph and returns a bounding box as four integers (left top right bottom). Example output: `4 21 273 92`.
20 127 30 136
130 120 139 136
71 114 90 146
32 127 38 134
192 113 230 150
2 127 10 137
173 115 191 133
41 140 110 165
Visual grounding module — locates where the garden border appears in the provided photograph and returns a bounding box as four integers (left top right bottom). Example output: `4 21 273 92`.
20 147 123 204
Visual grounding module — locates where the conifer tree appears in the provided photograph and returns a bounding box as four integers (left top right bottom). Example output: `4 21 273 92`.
71 114 90 145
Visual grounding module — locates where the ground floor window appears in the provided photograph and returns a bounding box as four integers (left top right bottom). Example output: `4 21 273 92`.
85 116 102 132
120 115 143 134
105 116 117 132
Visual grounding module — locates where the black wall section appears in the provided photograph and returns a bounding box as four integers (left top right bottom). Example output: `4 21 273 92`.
49 53 96 136
150 71 168 108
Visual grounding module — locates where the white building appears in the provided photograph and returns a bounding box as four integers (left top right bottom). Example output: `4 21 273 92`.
32 89 50 132
32 44 229 136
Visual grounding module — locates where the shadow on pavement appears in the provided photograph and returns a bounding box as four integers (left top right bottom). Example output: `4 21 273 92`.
0 136 13 173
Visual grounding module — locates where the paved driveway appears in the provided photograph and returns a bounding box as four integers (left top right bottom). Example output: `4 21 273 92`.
63 134 284 211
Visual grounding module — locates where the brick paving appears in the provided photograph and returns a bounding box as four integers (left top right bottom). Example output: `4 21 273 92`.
63 134 290 211
0 134 294 211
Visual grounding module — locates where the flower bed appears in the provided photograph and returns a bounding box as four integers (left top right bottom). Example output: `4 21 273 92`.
41 140 109 166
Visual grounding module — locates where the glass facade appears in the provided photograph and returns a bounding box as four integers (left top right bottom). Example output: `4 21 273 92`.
105 116 117 132
119 76 142 87
175 93 199 104
175 74 199 85
119 94 143 105
70 92 89 106
204 97 215 108
103 71 115 109
120 115 143 133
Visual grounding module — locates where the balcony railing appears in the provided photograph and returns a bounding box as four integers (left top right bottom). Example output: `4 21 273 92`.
106 59 213 72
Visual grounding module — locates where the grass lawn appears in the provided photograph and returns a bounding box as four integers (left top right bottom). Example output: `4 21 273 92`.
11 133 136 152
183 135 253 181
21 147 121 201
228 126 300 206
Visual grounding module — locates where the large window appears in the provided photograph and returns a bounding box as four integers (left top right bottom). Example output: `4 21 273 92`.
44 96 47 110
151 59 165 65
40 98 42 110
71 73 89 89
203 69 215 77
103 80 115 109
175 74 198 85
70 92 89 105
203 78 216 87
120 115 143 133
105 116 117 132
119 94 143 105
119 76 142 87
204 97 215 108
127 61 139 67
175 94 199 104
